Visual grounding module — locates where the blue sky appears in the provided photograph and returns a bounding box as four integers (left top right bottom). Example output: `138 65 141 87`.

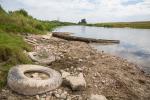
0 0 150 23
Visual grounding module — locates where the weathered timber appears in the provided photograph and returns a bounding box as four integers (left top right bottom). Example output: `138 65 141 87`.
52 32 120 44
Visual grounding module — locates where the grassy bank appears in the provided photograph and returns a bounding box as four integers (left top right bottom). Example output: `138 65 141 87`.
87 21 150 29
0 30 32 88
0 6 75 34
0 5 75 88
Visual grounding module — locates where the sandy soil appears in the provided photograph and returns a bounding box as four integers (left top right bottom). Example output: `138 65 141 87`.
0 34 150 100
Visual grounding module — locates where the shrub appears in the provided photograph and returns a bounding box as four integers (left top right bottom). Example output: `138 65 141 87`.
13 9 29 17
35 24 45 31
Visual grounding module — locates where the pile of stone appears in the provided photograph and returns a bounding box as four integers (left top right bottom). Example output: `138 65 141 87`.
60 70 107 100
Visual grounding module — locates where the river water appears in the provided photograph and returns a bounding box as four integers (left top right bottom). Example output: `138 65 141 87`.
54 25 150 74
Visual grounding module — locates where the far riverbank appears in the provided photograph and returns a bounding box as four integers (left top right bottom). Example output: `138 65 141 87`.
87 21 150 29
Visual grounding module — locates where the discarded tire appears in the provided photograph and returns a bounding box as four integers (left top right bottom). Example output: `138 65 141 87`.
28 52 56 64
7 65 62 95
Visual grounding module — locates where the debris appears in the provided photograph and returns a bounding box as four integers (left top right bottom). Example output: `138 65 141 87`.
64 73 86 90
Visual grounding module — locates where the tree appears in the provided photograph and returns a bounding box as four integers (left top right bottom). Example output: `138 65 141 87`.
78 18 87 24
81 19 87 24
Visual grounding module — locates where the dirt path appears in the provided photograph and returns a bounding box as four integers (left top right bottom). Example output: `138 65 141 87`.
0 34 150 100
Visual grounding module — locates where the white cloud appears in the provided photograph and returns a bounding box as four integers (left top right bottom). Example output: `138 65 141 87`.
0 0 150 22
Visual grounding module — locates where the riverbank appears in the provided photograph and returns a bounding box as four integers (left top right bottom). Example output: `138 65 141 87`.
1 33 150 100
87 21 150 29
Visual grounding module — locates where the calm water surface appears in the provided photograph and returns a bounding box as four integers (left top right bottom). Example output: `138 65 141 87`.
54 26 150 74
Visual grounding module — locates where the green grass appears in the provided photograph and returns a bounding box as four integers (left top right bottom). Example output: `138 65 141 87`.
87 21 150 29
0 30 32 88
0 6 76 89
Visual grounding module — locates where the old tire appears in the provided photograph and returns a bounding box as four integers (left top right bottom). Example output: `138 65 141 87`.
7 65 62 95
28 52 56 64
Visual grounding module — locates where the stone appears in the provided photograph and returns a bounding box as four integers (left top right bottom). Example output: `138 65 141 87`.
40 98 45 100
41 94 46 98
8 96 17 100
2 89 6 92
77 67 83 72
92 61 96 65
32 73 38 78
101 80 105 84
61 70 70 78
86 55 90 59
46 91 52 96
71 66 74 69
66 68 69 71
60 92 67 99
88 94 107 100
42 34 52 39
94 85 98 88
66 96 72 100
94 73 97 77
79 59 83 62
45 96 51 100
36 95 40 100
78 96 82 100
53 90 68 99
54 93 60 98
68 57 72 59
64 73 86 90
87 84 92 88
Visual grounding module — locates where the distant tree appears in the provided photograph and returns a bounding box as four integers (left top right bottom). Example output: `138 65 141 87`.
78 18 87 24
81 19 87 24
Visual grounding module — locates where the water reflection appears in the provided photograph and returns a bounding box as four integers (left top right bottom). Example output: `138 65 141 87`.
81 26 86 34
54 26 150 74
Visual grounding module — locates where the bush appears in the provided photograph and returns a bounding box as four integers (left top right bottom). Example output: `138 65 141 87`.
13 9 28 17
35 24 45 31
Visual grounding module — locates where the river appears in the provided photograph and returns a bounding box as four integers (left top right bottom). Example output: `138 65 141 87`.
54 25 150 74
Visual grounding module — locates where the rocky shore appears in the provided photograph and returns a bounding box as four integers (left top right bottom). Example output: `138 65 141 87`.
0 33 150 100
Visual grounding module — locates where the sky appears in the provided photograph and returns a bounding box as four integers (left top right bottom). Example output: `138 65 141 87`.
0 0 150 23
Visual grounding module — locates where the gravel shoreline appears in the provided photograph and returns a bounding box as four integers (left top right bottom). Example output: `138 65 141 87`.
0 34 150 100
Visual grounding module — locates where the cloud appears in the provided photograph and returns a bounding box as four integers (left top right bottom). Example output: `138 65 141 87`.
122 0 144 5
0 0 150 22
